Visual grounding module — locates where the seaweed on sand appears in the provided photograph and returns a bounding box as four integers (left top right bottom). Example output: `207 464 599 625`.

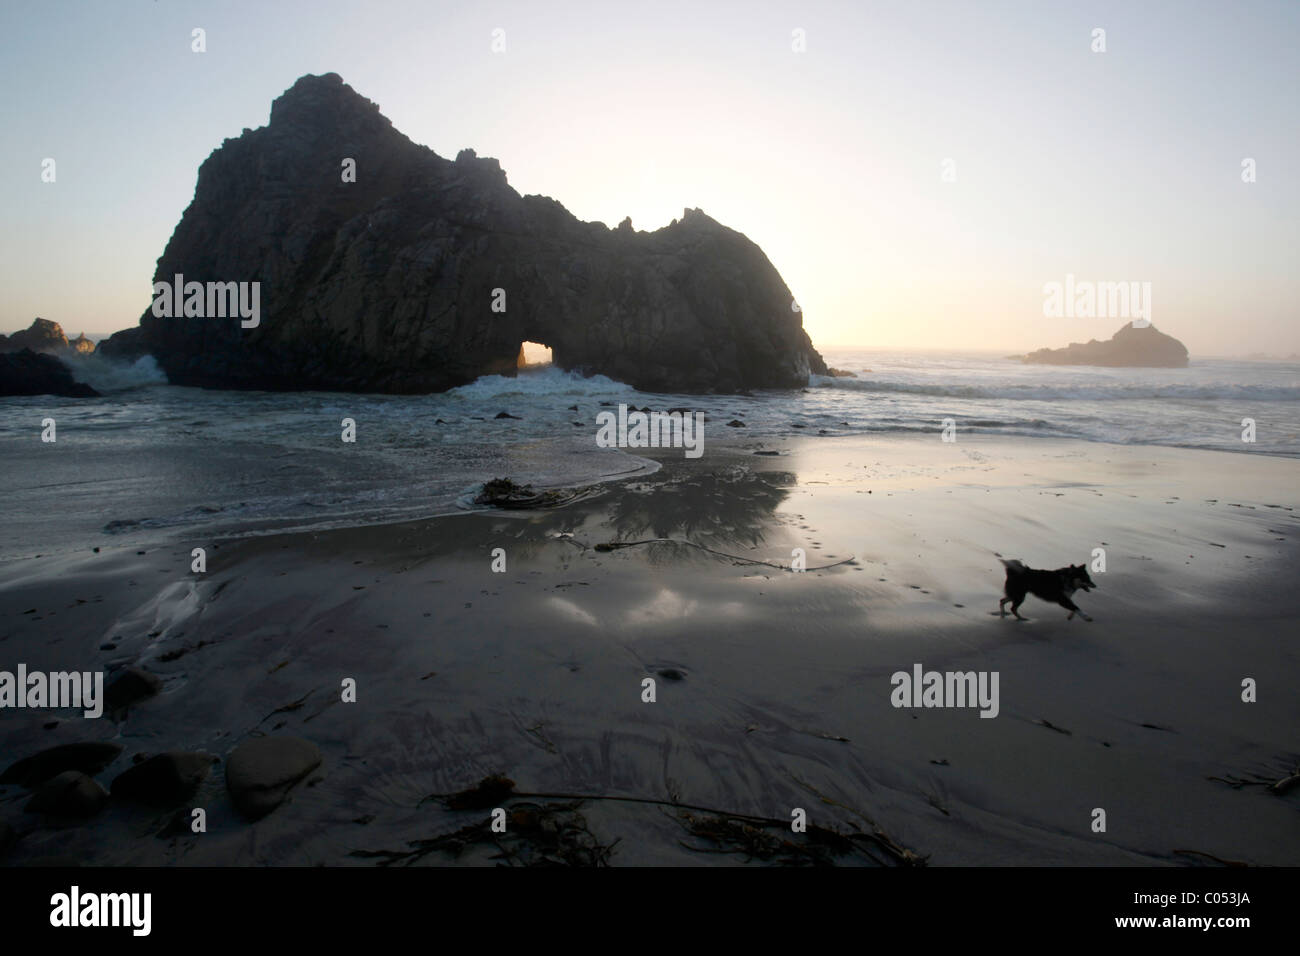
474 478 598 510
351 800 618 867
671 810 869 866
354 775 923 867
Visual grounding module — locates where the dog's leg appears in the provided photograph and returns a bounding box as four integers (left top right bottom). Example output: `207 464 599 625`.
1010 598 1026 621
999 596 1009 617
1059 596 1092 622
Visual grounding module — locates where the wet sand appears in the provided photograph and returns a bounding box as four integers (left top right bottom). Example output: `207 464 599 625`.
1 435 1297 865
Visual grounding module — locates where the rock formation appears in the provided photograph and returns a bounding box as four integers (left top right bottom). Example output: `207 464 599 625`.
4 318 70 353
1020 323 1189 367
69 333 96 354
102 73 826 393
0 320 103 396
0 350 100 397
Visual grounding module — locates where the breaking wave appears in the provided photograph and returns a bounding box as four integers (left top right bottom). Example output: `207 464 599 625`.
810 374 1300 402
65 353 169 392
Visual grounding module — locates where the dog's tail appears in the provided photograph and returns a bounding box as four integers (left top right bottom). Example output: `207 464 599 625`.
1000 558 1026 574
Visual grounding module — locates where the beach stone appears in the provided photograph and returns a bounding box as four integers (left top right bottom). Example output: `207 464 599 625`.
0 742 124 788
25 771 109 818
111 752 215 807
225 736 321 821
104 666 163 712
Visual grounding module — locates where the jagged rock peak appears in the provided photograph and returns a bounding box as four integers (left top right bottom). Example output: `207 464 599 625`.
267 72 392 133
4 318 69 353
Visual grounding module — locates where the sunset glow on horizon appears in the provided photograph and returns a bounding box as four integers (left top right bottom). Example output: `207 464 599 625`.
2 0 1296 357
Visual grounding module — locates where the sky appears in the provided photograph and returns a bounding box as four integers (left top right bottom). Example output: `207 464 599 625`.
2 0 1297 356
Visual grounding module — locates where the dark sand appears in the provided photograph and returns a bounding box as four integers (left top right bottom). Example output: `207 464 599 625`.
1 436 1297 865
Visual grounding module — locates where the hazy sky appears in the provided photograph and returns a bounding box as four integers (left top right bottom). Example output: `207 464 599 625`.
2 0 1297 355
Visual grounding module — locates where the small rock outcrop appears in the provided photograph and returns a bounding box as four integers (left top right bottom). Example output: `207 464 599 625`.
1 319 97 356
4 318 69 353
0 320 103 397
1020 323 1189 367
69 333 96 354
102 73 827 394
0 349 100 397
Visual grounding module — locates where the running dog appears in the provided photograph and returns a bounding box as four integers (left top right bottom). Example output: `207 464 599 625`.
998 559 1096 621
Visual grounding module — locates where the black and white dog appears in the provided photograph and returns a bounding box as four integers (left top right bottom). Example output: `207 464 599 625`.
998 559 1096 621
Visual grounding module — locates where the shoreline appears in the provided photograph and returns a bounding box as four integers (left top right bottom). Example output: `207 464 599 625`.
1 435 1297 866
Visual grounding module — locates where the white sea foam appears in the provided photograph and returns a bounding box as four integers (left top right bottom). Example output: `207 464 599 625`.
64 353 169 392
446 366 635 401
2 350 1295 561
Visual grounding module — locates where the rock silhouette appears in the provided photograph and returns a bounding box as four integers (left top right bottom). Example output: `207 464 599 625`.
1020 323 1189 367
0 349 99 397
102 73 826 394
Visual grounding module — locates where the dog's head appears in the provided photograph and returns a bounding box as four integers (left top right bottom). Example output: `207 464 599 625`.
1067 565 1096 592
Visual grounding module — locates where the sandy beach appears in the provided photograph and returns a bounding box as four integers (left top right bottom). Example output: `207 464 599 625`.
1 435 1297 866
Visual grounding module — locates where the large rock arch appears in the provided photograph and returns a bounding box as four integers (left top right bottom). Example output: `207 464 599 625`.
104 74 827 394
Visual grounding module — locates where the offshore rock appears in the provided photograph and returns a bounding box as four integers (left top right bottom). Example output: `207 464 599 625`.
1020 323 1189 368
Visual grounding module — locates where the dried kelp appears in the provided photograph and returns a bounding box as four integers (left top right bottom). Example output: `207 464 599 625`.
351 800 617 867
375 775 924 867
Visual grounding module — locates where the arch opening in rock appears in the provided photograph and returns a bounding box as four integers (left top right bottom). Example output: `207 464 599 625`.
516 341 553 369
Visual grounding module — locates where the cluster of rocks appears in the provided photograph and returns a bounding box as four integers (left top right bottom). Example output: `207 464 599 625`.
0 734 322 855
0 318 101 397
101 73 828 394
0 662 322 859
0 317 96 356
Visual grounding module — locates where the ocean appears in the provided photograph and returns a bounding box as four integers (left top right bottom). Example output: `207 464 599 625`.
2 348 1296 561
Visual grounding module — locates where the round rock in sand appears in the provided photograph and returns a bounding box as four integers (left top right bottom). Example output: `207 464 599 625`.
25 771 109 818
111 752 216 807
225 736 321 821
